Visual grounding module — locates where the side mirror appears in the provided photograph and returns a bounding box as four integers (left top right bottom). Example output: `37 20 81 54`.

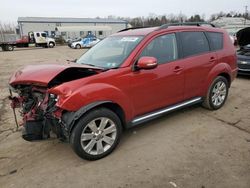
137 56 158 70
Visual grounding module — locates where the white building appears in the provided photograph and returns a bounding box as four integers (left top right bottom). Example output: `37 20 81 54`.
17 17 128 39
211 17 250 34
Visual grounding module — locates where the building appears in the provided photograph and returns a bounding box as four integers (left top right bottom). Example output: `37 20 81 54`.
211 17 250 34
17 17 128 39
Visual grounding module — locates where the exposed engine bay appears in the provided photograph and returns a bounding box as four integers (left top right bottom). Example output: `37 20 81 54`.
9 85 61 141
9 66 100 141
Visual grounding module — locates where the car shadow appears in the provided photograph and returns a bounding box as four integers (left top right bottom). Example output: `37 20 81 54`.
121 103 202 143
237 75 250 80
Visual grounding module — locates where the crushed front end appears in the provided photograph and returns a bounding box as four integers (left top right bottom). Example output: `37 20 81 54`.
9 85 66 141
8 64 103 142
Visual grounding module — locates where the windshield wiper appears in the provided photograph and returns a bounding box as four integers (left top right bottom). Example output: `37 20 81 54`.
82 63 106 69
82 63 96 67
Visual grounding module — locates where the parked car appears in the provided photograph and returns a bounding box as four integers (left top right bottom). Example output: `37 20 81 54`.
9 23 237 160
71 37 100 49
67 38 81 47
236 27 250 75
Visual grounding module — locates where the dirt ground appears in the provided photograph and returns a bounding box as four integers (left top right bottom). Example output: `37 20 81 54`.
0 46 250 188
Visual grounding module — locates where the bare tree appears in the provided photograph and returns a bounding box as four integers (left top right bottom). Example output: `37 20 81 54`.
0 21 16 34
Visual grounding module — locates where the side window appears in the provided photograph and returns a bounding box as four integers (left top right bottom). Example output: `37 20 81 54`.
180 32 210 57
36 33 40 37
206 32 223 51
140 33 178 64
41 33 47 38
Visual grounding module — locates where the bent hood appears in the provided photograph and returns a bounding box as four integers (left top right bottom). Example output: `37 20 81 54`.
9 62 103 87
237 27 250 47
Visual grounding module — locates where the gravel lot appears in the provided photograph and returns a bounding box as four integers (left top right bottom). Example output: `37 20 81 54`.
0 46 250 188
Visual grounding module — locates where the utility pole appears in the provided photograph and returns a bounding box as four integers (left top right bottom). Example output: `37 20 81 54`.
0 22 4 42
244 5 248 25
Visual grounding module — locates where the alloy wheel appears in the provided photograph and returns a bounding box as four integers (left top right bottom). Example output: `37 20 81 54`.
80 117 117 155
211 81 227 107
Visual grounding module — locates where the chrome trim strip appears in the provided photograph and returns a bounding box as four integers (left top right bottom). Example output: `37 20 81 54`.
238 68 250 71
132 97 202 124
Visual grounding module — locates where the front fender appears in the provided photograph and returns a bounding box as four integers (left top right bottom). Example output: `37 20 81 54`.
61 100 112 134
55 83 133 121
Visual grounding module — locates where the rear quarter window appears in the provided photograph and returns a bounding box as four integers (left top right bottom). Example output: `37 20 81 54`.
180 31 210 58
206 32 223 51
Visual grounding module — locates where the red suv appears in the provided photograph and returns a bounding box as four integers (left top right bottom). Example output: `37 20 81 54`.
9 23 237 160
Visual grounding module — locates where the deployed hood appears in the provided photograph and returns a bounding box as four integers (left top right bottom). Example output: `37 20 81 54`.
9 62 103 87
236 27 250 47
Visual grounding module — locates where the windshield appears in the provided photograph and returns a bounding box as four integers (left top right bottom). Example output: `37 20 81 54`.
76 36 143 68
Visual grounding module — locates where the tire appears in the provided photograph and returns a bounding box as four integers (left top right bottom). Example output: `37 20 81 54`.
6 45 14 51
48 42 55 48
76 44 81 49
70 108 122 160
202 76 229 110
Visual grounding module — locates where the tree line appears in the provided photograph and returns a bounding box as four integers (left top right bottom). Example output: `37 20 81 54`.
127 11 250 27
0 22 16 34
0 11 249 34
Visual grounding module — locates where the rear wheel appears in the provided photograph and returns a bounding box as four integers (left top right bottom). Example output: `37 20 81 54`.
6 45 14 51
70 108 122 160
76 44 81 49
202 76 229 110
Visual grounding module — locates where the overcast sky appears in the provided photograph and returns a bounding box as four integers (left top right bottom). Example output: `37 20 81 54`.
0 0 249 24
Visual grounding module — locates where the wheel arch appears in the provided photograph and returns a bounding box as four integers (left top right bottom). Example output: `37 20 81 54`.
62 101 127 135
218 72 231 87
202 62 233 96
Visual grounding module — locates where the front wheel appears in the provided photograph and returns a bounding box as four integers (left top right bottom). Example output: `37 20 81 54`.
202 76 229 110
48 42 55 48
70 108 122 160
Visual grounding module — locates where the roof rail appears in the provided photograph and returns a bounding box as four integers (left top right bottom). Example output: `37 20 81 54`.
158 22 216 30
118 26 153 32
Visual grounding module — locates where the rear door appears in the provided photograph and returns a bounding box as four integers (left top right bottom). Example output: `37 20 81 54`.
178 31 217 99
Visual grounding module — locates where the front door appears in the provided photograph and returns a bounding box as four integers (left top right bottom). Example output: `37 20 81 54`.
34 32 47 44
130 33 185 117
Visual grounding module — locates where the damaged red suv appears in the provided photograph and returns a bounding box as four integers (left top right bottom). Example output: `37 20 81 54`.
9 23 237 160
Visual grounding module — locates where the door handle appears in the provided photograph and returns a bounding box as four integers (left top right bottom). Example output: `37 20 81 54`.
209 57 216 62
173 66 183 73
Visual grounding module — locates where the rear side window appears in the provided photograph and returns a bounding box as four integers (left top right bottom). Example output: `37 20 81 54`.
36 33 40 37
140 33 178 64
206 32 223 51
180 32 209 57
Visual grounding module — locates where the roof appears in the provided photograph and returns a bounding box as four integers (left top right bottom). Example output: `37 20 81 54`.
57 26 112 32
17 17 127 24
211 17 250 34
211 17 250 27
113 25 224 36
113 27 158 36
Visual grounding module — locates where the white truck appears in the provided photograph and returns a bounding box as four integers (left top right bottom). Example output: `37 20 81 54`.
0 31 56 51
